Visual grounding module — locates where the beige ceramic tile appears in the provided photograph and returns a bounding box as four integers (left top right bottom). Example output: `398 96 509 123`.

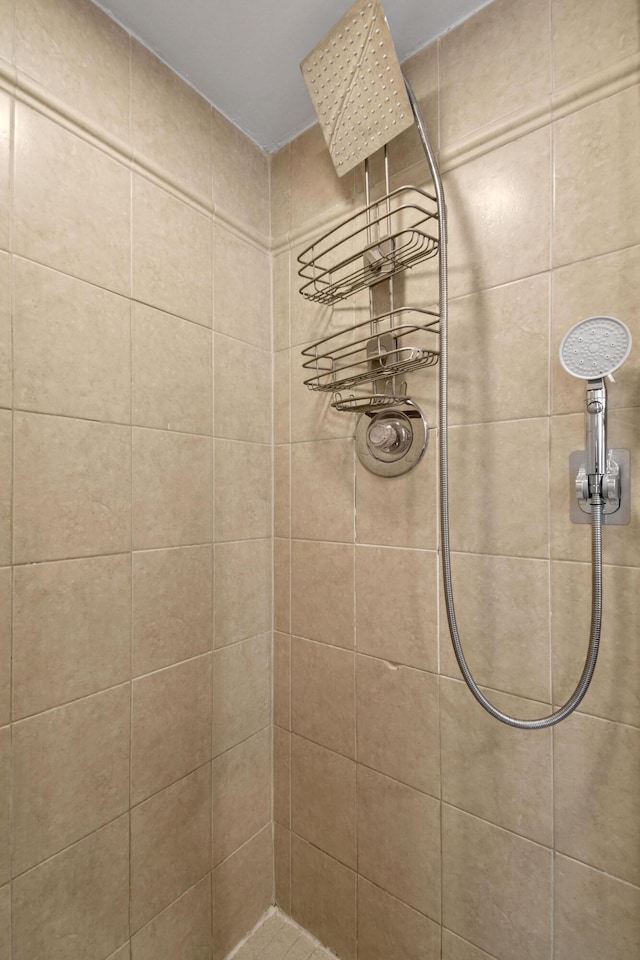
356 545 438 671
0 729 8 884
13 258 130 422
214 440 271 541
441 931 497 960
211 727 271 864
552 561 640 727
550 409 640 567
290 257 343 355
551 245 640 415
447 418 549 558
356 450 438 550
291 836 356 960
13 104 130 294
12 816 129 960
441 678 553 845
439 552 551 702
274 445 291 539
240 911 301 957
274 632 291 730
131 764 211 932
212 824 273 960
0 571 8 725
131 875 212 960
274 725 291 828
214 538 271 646
357 654 440 797
107 946 130 960
358 765 440 919
132 427 212 549
445 126 551 299
107 945 130 960
132 176 212 327
132 545 212 676
271 143 290 240
358 876 441 960
291 540 354 648
554 710 640 885
291 734 356 868
214 334 271 442
0 413 8 566
16 0 130 141
554 87 640 267
442 805 552 960
0 883 8 960
212 634 271 755
0 95 8 253
12 684 130 875
274 537 291 634
440 0 550 146
554 854 640 960
289 124 354 230
291 637 355 759
387 40 439 178
131 40 211 200
274 349 290 445
553 0 640 90
212 108 270 238
447 274 550 425
213 225 271 349
291 347 355 444
14 412 130 563
0 253 9 408
273 251 290 353
132 302 212 434
274 824 292 913
13 554 130 719
0 0 12 63
291 439 355 542
131 654 212 804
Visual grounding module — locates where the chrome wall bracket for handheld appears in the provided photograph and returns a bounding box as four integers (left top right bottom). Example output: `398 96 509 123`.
570 448 630 524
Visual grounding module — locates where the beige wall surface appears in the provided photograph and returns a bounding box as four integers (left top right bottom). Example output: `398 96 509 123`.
0 0 638 959
273 1 640 958
0 0 274 958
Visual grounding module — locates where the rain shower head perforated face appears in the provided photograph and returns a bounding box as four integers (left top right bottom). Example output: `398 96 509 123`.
560 316 632 380
300 0 414 177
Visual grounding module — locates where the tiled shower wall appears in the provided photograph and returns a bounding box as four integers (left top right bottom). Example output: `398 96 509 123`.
0 0 274 957
271 1 640 958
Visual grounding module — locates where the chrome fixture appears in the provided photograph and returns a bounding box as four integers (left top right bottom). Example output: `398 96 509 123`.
560 316 632 524
299 0 633 727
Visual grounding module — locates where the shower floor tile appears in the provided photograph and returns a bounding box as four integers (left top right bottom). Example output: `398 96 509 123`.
229 909 338 960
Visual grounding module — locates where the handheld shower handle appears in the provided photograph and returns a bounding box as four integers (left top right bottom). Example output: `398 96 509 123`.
585 378 607 482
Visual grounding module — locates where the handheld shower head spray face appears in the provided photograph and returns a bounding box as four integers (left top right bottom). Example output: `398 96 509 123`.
560 315 632 380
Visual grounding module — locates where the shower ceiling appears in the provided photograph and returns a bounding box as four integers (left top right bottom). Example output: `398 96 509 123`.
94 0 492 151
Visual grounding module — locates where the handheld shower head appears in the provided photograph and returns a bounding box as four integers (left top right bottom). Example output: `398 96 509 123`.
560 315 632 483
560 315 632 381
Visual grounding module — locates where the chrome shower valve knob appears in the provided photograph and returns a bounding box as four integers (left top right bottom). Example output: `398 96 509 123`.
368 417 410 453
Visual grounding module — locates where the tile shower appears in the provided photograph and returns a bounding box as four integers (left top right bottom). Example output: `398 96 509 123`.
0 1 637 960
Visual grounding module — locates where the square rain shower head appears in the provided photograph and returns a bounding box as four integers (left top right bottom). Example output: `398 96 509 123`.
301 0 414 177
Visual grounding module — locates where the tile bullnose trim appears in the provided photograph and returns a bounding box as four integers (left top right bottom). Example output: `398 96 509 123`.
0 59 270 254
272 51 640 256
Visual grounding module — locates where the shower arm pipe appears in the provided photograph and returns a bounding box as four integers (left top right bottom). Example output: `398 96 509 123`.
403 77 603 729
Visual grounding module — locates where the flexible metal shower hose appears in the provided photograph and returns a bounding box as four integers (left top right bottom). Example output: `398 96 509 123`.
405 80 603 729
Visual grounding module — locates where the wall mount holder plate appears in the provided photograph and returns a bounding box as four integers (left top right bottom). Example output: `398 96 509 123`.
569 448 630 524
356 400 428 476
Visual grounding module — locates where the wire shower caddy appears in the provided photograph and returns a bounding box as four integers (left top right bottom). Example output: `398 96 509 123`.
297 157 442 413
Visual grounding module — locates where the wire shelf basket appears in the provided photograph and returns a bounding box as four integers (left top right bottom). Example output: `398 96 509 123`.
302 306 439 411
297 186 439 305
